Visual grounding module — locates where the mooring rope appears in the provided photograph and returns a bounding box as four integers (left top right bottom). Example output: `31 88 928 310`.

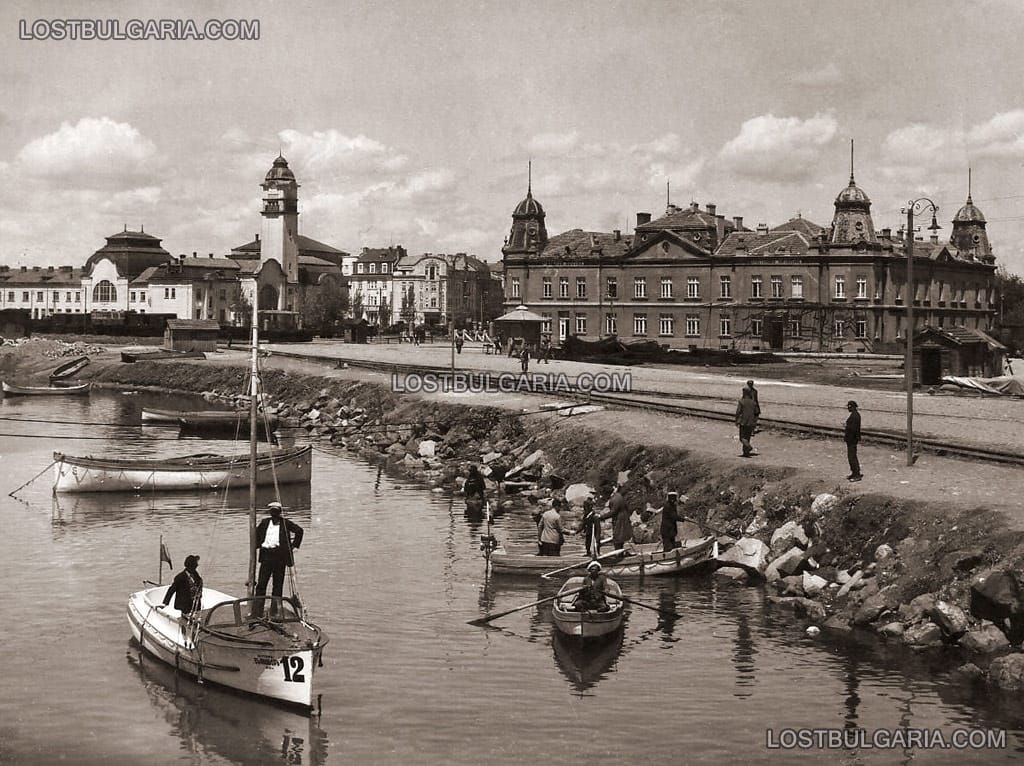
9 459 56 499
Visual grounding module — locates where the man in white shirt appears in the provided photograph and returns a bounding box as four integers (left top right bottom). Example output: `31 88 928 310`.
252 501 304 618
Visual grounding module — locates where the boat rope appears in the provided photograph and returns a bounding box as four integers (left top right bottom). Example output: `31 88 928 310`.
8 460 56 499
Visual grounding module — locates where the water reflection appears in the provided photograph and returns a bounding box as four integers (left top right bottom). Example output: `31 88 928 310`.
127 646 328 765
551 629 625 695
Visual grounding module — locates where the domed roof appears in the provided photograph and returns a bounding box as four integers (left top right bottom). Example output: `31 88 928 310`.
265 154 296 183
835 177 871 205
513 190 545 217
953 194 986 223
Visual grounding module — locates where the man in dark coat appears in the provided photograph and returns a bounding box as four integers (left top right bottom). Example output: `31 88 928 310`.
579 497 602 557
736 387 759 457
159 554 203 615
600 484 632 553
845 400 863 481
253 502 304 618
660 491 682 551
463 464 486 513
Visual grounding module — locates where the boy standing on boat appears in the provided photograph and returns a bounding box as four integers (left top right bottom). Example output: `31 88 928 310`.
253 502 304 618
537 499 566 556
158 554 203 616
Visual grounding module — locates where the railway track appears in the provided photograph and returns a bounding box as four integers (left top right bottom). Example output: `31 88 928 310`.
266 349 1024 468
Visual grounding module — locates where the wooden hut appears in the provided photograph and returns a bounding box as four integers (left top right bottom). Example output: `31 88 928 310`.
494 305 545 352
164 319 220 352
912 326 1007 385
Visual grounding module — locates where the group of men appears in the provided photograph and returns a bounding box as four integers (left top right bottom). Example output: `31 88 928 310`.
735 379 864 481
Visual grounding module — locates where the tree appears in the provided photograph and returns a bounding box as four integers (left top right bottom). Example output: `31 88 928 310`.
378 295 390 329
350 289 364 321
301 280 349 334
400 284 416 326
230 291 253 327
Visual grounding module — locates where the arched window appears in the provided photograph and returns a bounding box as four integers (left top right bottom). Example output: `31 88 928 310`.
93 280 117 302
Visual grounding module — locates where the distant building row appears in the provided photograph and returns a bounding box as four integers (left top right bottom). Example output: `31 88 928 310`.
501 158 998 353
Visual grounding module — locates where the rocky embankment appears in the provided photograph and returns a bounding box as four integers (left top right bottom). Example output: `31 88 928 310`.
73 356 1024 692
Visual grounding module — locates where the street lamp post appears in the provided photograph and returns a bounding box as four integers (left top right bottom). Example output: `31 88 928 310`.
901 198 939 467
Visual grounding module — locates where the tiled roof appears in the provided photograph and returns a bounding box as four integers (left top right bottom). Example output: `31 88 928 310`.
637 206 722 231
715 230 812 257
232 234 348 258
0 266 82 285
537 229 633 260
771 216 824 237
356 246 407 263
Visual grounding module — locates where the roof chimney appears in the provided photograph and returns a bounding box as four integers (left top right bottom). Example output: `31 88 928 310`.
636 212 652 226
733 216 744 230
706 203 717 216
209 253 214 258
756 223 769 236
689 201 699 212
193 251 197 257
881 227 891 240
613 229 621 241
255 233 260 242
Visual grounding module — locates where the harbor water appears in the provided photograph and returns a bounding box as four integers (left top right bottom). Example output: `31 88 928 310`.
1 389 1023 765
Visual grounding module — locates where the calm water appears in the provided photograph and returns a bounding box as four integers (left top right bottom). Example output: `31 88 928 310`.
1 389 1023 765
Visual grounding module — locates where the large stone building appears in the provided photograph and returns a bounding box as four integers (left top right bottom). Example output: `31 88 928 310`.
501 164 998 353
391 252 499 329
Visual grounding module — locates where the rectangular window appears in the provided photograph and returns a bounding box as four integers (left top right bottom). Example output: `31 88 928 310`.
541 312 552 334
510 277 521 298
575 315 587 335
65 292 71 302
633 313 647 335
357 263 365 274
660 277 673 299
771 275 784 298
789 320 800 336
686 315 700 336
605 313 617 335
720 316 732 337
559 277 569 299
659 314 674 336
751 275 763 298
426 266 436 280
751 318 763 337
219 289 227 301
138 291 144 302
171 288 176 299
52 291 59 302
687 277 700 298
791 276 803 299
834 320 844 338
719 275 731 298
856 319 867 338
834 275 846 298
576 276 587 299
381 263 389 273
22 291 29 302
369 263 377 274
634 277 647 298
6 292 13 301
542 277 552 298
856 276 868 299
36 291 43 302
606 277 617 299
129 291 136 302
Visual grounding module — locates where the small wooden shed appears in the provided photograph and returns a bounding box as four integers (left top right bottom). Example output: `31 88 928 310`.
913 326 1007 385
493 305 545 351
164 319 221 352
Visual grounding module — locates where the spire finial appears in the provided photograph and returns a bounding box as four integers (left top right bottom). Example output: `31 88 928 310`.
666 179 670 207
967 166 973 203
528 160 532 195
849 139 855 184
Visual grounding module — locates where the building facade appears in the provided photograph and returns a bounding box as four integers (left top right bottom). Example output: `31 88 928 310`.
501 168 997 353
0 265 84 317
391 252 500 329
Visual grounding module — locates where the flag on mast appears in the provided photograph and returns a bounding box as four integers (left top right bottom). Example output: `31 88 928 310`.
160 541 172 569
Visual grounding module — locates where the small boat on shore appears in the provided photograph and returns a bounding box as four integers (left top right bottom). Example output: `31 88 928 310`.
121 349 206 363
53 444 312 493
552 576 625 639
49 356 90 383
488 536 718 577
3 381 91 396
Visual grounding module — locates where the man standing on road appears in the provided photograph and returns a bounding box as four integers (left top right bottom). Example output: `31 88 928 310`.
736 387 759 458
845 400 863 481
745 380 761 417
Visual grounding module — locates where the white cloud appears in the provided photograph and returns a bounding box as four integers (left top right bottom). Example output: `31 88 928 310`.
17 117 159 184
968 110 1024 158
719 113 838 182
279 128 408 175
525 130 581 155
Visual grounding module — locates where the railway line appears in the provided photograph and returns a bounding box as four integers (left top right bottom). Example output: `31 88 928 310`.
265 349 1024 469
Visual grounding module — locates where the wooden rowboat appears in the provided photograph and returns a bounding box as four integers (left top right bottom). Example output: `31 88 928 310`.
53 444 312 493
2 381 91 396
141 407 234 423
552 576 625 639
49 356 90 383
488 536 719 577
121 349 206 363
141 407 279 440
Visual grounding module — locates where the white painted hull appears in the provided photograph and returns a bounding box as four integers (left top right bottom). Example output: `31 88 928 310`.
552 577 624 639
490 537 719 577
127 586 325 709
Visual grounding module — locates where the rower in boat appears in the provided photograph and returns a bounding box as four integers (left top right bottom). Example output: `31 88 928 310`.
572 561 612 612
463 464 486 515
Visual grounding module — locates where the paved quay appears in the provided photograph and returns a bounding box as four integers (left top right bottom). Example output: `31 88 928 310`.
254 338 1024 527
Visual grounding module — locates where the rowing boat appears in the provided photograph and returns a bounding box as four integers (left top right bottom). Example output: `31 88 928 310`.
49 356 90 383
121 349 207 363
141 407 279 440
53 444 312 493
141 407 235 423
551 576 625 639
2 381 91 396
488 536 719 577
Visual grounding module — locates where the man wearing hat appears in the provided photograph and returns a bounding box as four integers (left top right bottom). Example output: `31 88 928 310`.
575 560 610 612
253 501 304 618
660 491 682 551
158 554 203 617
845 401 863 481
600 483 632 554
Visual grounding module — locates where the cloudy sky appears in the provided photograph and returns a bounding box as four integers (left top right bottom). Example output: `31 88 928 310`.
4 0 1024 273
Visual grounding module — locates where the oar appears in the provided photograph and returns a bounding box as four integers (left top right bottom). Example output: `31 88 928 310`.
606 593 681 619
469 586 587 626
540 548 626 580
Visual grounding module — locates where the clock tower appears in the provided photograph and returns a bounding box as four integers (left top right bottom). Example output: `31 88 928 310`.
502 163 548 258
259 154 300 291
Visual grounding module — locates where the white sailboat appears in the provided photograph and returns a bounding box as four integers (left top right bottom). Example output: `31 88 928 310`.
127 325 328 709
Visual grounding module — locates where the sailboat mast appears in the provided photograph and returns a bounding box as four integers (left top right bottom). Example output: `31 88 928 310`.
247 323 259 599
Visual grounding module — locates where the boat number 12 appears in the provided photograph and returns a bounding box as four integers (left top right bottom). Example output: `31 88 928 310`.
281 655 305 682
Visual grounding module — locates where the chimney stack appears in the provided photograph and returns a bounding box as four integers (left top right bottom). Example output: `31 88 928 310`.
756 223 769 236
636 212 652 226
881 227 891 240
733 216 744 230
689 201 699 212
706 203 717 216
613 229 621 241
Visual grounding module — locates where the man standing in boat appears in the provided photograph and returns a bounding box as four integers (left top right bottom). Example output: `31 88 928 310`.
600 483 632 555
537 498 566 556
253 502 304 619
158 554 203 616
660 491 682 551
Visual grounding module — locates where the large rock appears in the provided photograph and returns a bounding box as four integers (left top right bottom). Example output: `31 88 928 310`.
823 613 853 633
714 567 749 583
989 654 1024 691
930 601 970 639
959 624 1011 654
418 440 437 458
768 596 826 623
901 593 937 624
852 588 899 626
765 546 806 581
874 543 895 561
718 537 770 573
564 483 595 506
802 572 829 597
770 521 809 558
878 622 905 638
902 621 945 648
810 493 839 516
522 449 545 469
970 570 1024 644
836 570 864 598
780 575 805 597
481 451 502 464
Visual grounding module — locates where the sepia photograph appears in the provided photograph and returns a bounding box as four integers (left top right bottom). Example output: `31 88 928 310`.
3 1 1024 764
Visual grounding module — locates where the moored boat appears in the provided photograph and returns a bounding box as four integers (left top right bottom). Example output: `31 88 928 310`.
49 356 90 383
552 575 625 639
121 349 206 363
53 444 312 493
488 536 719 577
3 381 91 396
141 407 234 423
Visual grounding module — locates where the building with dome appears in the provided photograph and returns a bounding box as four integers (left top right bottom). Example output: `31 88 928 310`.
501 154 998 353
